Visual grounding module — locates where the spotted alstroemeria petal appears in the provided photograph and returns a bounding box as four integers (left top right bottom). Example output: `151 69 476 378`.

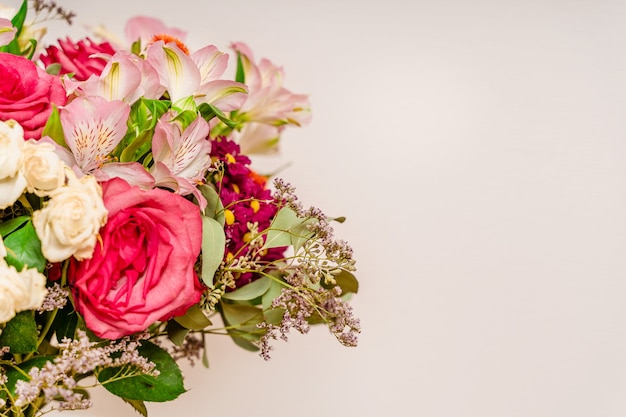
60 97 131 174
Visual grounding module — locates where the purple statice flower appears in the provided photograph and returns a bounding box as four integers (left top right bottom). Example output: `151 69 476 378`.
209 137 286 287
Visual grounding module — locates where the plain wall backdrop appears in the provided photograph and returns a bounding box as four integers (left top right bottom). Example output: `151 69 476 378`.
6 0 626 416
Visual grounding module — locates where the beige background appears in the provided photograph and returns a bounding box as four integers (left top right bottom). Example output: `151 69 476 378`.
7 0 626 415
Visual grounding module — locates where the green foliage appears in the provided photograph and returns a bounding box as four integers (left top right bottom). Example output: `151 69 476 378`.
173 304 212 331
200 216 226 286
327 270 359 294
2 219 46 272
0 0 27 55
198 185 225 226
121 397 148 417
0 216 28 237
3 356 53 398
221 276 271 301
263 207 316 252
41 105 67 148
235 52 245 84
0 311 38 354
98 342 185 402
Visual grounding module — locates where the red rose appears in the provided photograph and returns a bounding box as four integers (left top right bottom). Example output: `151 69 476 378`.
69 178 204 339
0 52 67 139
40 37 116 81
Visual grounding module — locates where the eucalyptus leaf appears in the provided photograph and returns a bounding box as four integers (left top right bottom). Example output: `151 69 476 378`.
263 207 299 249
99 341 185 402
227 329 260 352
263 308 285 326
221 302 264 335
221 276 271 301
262 277 285 310
263 207 316 252
201 216 226 286
166 320 189 347
0 311 37 354
289 217 317 253
198 185 225 225
332 270 359 294
173 304 212 330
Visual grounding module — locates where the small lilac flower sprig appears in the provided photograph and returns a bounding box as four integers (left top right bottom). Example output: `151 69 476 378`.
250 179 360 360
7 331 158 415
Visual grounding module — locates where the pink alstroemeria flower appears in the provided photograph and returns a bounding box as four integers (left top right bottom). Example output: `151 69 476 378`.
65 51 164 104
59 96 155 187
229 42 311 154
125 16 187 49
60 96 130 174
0 18 16 47
150 111 211 206
145 41 247 112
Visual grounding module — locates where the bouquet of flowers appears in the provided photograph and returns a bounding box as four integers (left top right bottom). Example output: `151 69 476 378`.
0 1 360 415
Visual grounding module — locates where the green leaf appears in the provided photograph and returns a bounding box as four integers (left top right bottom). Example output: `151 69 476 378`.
201 216 226 286
99 341 185 402
199 103 240 129
262 276 285 310
0 311 37 353
10 0 27 35
0 216 28 237
166 320 189 347
3 356 53 397
263 207 316 252
332 270 359 294
221 302 263 326
263 207 299 249
173 304 212 330
53 306 79 341
235 52 245 84
172 97 197 115
3 220 46 272
41 105 67 148
263 308 285 326
221 302 264 351
45 63 62 75
226 329 260 352
221 276 271 301
198 185 225 225
121 398 148 417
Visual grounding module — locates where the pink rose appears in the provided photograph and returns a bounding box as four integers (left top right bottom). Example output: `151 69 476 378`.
40 37 116 81
0 52 67 139
69 177 204 339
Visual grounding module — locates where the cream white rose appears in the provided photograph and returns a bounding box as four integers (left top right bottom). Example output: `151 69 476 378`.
0 262 27 323
22 140 66 196
33 170 108 262
0 120 26 208
15 267 47 312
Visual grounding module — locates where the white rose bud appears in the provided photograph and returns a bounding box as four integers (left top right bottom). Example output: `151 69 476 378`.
22 140 66 196
0 262 27 323
0 120 26 209
16 267 48 312
33 170 108 262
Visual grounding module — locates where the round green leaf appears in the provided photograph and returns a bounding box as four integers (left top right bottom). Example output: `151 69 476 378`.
98 341 185 402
